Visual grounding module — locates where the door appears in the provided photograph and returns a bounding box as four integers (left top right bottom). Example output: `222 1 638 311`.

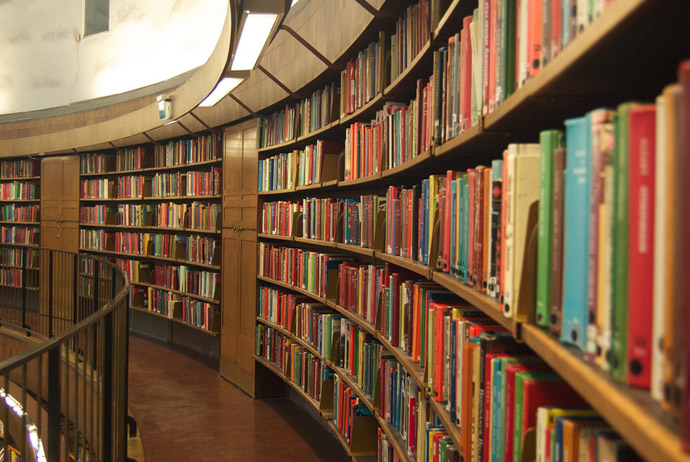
41 155 80 251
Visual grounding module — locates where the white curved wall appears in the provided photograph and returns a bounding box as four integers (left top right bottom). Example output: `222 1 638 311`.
0 0 227 116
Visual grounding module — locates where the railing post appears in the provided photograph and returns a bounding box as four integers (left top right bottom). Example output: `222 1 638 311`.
95 259 100 311
48 347 61 461
21 246 27 329
102 311 114 460
73 253 79 325
49 250 54 337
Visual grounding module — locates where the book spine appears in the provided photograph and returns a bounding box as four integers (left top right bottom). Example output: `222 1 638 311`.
626 105 656 389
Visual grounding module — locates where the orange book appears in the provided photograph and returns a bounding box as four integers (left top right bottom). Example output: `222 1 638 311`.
528 0 542 78
460 342 479 458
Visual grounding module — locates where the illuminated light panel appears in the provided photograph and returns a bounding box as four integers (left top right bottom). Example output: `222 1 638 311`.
198 77 244 107
230 13 278 71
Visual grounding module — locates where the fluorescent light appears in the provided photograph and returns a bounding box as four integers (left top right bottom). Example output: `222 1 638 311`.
199 77 244 107
231 13 278 71
291 0 300 5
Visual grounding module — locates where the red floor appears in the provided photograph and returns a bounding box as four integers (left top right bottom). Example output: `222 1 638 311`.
128 335 349 462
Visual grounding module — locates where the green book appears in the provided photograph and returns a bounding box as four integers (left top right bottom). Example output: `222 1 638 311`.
502 0 517 100
536 130 564 327
610 103 636 381
513 371 558 462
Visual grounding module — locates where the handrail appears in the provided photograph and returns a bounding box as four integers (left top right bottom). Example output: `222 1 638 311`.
0 244 131 462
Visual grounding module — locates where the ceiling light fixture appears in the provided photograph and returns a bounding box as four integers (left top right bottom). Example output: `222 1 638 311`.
197 0 286 108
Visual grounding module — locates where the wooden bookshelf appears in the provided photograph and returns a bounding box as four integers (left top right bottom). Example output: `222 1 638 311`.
78 139 223 357
252 0 690 460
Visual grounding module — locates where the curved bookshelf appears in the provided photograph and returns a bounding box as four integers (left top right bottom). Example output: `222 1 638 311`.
80 223 220 235
79 158 222 177
131 281 219 305
79 248 220 271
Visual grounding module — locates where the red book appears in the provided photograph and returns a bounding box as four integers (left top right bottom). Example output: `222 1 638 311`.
626 105 656 388
489 0 498 112
680 59 690 453
504 362 551 462
391 272 401 346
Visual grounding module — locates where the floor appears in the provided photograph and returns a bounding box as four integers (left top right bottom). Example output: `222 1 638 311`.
127 335 349 462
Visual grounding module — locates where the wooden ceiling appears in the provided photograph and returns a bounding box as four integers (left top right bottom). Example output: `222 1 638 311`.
0 0 384 157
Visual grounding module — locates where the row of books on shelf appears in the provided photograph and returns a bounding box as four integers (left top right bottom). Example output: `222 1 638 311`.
0 158 39 179
79 168 221 199
0 247 38 268
0 204 38 223
258 141 342 191
121 259 219 300
255 314 643 462
0 227 38 246
258 65 690 409
79 202 220 231
0 267 38 289
80 230 219 267
130 287 219 332
257 0 613 172
0 182 38 201
257 0 432 149
80 137 220 175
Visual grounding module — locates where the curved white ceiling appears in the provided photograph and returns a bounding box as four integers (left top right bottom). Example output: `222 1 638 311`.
0 0 227 116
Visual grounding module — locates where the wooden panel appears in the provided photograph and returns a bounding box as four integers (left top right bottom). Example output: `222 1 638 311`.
219 229 239 381
240 125 258 230
41 157 63 222
223 120 258 230
231 73 289 116
260 29 329 92
239 231 257 340
60 222 80 254
145 122 190 142
110 134 151 148
191 100 250 132
61 155 80 222
41 221 60 251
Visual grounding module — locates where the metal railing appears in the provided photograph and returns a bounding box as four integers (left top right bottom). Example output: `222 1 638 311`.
0 244 130 462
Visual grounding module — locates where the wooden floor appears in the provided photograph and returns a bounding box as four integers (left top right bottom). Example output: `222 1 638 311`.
128 335 348 462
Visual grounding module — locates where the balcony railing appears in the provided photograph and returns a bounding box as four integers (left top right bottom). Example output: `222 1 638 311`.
0 244 130 462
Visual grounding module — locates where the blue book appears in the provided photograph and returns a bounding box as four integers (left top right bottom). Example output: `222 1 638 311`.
258 161 264 191
561 115 591 351
491 358 505 462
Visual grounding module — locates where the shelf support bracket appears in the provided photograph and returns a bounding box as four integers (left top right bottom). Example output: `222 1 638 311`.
281 25 343 70
258 65 296 97
189 111 212 131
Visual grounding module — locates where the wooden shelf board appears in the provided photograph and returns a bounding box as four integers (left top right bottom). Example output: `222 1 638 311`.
0 242 39 248
256 275 331 305
296 121 337 144
338 173 382 188
333 365 376 412
143 159 222 173
79 195 221 202
321 179 339 188
131 281 219 305
79 223 220 235
171 317 218 336
258 187 296 196
328 302 378 338
0 221 39 226
256 233 294 242
79 248 220 271
0 264 38 270
338 93 386 127
374 252 431 279
383 41 433 97
253 354 322 414
335 243 375 258
0 199 39 203
258 136 298 154
294 237 337 248
130 305 172 321
381 150 433 179
375 412 416 462
521 325 690 462
325 418 352 456
0 176 40 181
431 271 512 331
427 397 462 450
0 283 38 291
256 316 325 362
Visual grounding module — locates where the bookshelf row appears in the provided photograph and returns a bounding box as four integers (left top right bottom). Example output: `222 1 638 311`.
254 265 652 462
